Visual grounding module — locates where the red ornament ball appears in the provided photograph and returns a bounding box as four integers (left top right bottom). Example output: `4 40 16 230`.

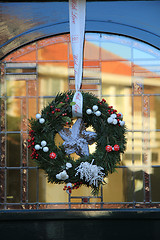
49 152 56 159
105 145 112 152
114 144 120 151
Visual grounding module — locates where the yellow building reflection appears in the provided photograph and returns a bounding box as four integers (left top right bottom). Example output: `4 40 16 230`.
2 33 160 208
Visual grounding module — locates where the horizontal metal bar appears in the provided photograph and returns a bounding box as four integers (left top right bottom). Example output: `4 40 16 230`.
1 201 160 206
69 77 101 80
0 96 56 99
0 167 38 170
1 165 159 170
1 93 160 99
70 196 102 199
102 93 160 97
126 129 160 132
6 72 36 75
5 67 36 70
0 131 27 134
69 83 101 85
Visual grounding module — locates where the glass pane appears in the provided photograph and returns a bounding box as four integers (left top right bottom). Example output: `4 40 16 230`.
28 169 37 203
84 40 100 60
133 96 142 130
103 168 125 202
7 99 21 131
7 134 21 167
122 168 144 202
28 80 37 96
39 169 46 202
151 132 160 165
28 98 37 119
4 43 36 62
101 42 131 60
151 167 160 202
7 170 20 203
38 62 68 96
6 78 26 97
150 95 160 130
1 33 160 209
38 42 68 61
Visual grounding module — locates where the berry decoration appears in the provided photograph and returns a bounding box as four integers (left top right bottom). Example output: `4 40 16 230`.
28 91 126 195
49 152 57 159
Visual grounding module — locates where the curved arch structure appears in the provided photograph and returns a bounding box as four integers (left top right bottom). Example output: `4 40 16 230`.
0 1 160 59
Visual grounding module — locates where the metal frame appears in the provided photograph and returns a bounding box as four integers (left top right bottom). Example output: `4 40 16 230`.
1 33 160 209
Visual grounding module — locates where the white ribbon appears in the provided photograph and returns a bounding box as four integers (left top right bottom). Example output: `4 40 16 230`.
69 0 86 117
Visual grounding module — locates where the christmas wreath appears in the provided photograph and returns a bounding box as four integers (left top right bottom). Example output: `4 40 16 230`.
28 91 127 195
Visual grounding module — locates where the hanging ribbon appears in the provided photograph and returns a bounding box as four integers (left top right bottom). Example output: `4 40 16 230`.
69 0 86 117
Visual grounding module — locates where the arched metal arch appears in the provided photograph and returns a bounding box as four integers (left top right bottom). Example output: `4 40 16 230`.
0 1 160 59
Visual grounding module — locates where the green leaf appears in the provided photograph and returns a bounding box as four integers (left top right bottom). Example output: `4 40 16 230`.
70 102 76 106
56 103 65 108
62 116 71 123
54 112 61 116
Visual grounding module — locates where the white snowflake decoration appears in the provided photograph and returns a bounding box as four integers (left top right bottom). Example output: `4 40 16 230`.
75 159 105 187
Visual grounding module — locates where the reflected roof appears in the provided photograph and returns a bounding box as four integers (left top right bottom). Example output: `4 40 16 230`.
0 1 160 59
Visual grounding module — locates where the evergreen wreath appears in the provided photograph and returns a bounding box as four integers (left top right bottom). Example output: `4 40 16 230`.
28 91 127 195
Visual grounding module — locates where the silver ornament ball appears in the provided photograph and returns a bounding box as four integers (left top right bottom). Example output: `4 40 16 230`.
36 113 41 119
113 119 118 125
95 111 101 116
39 118 45 124
35 144 41 150
41 140 47 147
86 109 92 115
111 113 117 119
92 105 98 111
107 117 113 124
43 146 49 152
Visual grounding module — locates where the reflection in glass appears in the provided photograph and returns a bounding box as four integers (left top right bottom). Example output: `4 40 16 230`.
7 134 20 167
1 33 160 208
7 170 20 203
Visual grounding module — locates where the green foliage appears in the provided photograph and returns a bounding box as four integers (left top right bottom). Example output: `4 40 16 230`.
28 91 127 195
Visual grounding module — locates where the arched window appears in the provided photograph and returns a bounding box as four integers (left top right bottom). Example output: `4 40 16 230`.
1 33 160 209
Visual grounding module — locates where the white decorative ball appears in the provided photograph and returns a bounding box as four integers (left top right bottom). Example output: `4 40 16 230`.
60 170 69 180
86 109 92 115
35 144 41 150
92 105 98 111
43 146 49 152
64 175 69 180
111 113 117 119
66 162 72 169
41 140 47 147
56 174 61 180
95 111 101 116
113 119 118 125
61 170 67 178
36 113 41 119
67 183 72 188
39 118 45 124
120 120 125 126
107 117 113 124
